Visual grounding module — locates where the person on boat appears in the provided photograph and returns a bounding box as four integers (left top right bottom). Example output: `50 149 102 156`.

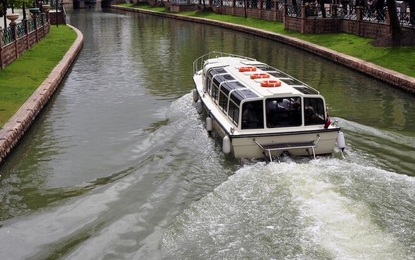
305 106 324 125
280 98 301 111
266 100 278 111
242 103 260 129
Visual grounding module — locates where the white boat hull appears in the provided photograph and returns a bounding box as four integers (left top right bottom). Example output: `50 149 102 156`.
204 103 339 159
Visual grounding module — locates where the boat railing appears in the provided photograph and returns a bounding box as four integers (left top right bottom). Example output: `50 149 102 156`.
192 51 256 75
253 134 321 162
193 51 320 95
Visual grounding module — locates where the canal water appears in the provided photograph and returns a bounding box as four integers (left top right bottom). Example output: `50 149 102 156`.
1 5 415 260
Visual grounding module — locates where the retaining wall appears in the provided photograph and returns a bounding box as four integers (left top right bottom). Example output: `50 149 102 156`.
0 25 84 165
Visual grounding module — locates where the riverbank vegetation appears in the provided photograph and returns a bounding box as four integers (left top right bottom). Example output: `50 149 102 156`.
120 3 415 78
0 25 77 127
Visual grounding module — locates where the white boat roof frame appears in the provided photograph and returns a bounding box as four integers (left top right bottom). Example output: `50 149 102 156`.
194 51 321 101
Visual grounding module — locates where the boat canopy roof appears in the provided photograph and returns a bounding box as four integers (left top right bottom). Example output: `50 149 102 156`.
201 54 320 103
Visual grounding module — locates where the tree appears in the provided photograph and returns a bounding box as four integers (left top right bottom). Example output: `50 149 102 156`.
1 0 35 29
372 0 415 46
2 0 33 13
317 0 326 18
387 0 402 39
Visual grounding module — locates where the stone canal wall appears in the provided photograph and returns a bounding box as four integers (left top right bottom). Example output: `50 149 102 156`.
0 25 83 165
112 5 415 94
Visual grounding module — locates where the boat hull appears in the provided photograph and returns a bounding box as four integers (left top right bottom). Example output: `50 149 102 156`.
231 131 339 159
204 104 339 159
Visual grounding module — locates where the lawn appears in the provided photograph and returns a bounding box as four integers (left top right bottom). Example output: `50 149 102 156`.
0 25 77 127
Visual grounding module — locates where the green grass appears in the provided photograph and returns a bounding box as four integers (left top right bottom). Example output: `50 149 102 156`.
0 25 77 127
124 4 415 78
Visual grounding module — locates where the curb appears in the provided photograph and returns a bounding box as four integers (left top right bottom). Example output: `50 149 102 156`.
0 24 84 165
112 5 415 94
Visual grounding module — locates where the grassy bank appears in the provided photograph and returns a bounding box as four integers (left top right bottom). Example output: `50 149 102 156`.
0 25 77 127
121 3 415 78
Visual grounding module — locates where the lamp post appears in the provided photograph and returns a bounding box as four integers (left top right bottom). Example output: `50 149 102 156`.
2 0 7 29
22 2 27 20
55 0 58 27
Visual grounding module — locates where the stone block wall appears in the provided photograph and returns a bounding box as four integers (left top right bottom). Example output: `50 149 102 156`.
169 4 199 12
50 11 66 25
0 25 84 165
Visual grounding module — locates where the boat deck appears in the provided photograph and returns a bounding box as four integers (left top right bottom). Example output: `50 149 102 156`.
254 135 321 162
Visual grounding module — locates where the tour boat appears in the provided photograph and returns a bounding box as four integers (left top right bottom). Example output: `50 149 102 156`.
192 51 345 162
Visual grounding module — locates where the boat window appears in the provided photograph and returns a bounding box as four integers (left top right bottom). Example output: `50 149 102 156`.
256 66 287 77
209 68 227 75
304 97 326 125
211 82 219 102
219 85 228 111
230 91 242 106
219 81 243 113
280 78 303 86
266 97 301 128
230 88 258 103
206 75 214 94
211 73 236 103
212 74 234 87
228 100 239 125
293 86 319 95
241 101 264 129
206 68 234 98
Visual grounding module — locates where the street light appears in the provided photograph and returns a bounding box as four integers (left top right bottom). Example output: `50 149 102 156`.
55 0 58 27
22 1 26 20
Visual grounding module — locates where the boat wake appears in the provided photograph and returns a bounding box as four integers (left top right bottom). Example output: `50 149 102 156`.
161 158 415 259
1 93 413 259
160 94 415 259
334 118 415 176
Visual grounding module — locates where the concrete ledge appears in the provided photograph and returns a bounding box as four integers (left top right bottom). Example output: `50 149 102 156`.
111 5 415 94
0 25 84 165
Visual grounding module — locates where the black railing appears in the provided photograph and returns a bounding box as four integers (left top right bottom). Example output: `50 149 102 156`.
1 14 48 46
207 0 413 26
287 4 301 17
166 0 415 29
2 27 14 45
16 23 26 38
398 10 415 27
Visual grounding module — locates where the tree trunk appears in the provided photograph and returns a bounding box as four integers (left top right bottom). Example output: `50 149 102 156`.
387 0 402 38
318 0 326 18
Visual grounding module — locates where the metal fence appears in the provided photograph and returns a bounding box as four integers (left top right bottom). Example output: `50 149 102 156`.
167 0 414 28
0 12 50 69
1 14 48 46
284 2 413 27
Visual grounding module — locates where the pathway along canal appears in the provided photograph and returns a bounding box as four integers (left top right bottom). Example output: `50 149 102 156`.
1 6 415 260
